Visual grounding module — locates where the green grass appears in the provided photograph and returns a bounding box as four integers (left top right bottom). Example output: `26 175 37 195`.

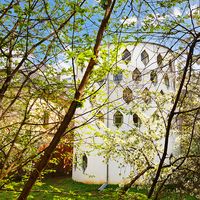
0 177 118 200
0 177 198 200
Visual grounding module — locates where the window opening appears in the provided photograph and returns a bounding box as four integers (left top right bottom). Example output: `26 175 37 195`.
122 49 131 63
113 72 123 84
164 74 170 88
132 68 142 82
142 88 151 103
133 113 141 127
114 111 123 127
150 70 158 85
123 87 133 104
160 90 164 95
82 153 88 173
141 50 149 66
157 54 163 67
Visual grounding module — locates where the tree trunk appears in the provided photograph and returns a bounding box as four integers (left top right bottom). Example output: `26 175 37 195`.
17 1 116 199
148 34 200 198
118 166 153 200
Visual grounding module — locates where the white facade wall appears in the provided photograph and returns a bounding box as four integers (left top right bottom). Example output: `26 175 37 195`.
72 42 178 184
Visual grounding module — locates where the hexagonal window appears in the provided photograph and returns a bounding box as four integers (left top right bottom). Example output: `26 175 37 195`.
141 50 149 66
123 87 133 104
160 90 164 95
164 74 169 88
122 49 131 63
133 113 141 127
113 111 123 127
113 72 123 84
82 153 88 173
142 88 151 103
157 54 163 67
150 70 158 85
132 68 142 83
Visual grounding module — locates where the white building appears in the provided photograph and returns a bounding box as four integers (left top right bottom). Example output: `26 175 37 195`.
72 42 179 185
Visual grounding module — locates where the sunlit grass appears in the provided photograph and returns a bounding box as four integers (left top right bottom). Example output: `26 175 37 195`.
0 177 197 200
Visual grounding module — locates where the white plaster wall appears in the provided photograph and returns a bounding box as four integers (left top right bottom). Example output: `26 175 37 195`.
72 42 178 184
72 152 107 184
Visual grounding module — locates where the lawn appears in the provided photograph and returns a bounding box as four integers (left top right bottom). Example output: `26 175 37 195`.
0 177 197 200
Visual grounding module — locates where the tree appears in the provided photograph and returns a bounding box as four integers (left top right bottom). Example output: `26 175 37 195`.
160 69 200 198
0 0 199 199
0 0 86 189
17 0 117 199
71 1 200 199
114 1 200 198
